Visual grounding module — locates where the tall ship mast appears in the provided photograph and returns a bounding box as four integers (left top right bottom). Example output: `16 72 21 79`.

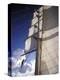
21 6 58 75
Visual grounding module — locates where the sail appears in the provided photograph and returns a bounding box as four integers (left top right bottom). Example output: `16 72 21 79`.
24 6 58 74
41 6 58 74
25 7 43 53
25 37 37 52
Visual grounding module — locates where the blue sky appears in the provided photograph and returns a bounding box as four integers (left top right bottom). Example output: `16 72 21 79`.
10 4 40 52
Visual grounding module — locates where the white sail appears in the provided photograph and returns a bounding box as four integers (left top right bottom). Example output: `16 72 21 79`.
26 7 43 53
28 12 43 37
41 6 58 74
25 6 58 74
28 27 34 36
25 37 37 52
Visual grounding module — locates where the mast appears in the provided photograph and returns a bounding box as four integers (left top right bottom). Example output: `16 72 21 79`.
20 6 58 75
35 6 43 75
20 6 44 75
